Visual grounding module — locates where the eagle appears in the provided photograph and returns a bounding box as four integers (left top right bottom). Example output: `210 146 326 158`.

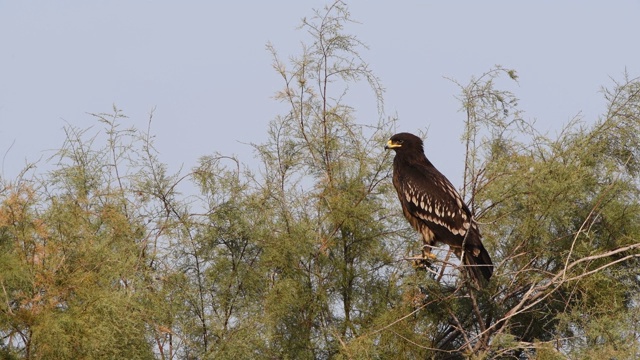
385 132 493 284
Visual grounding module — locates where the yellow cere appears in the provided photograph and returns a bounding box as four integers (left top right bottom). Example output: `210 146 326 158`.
386 139 401 149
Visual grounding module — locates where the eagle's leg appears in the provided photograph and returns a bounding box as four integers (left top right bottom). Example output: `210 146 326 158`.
405 238 438 272
412 243 437 269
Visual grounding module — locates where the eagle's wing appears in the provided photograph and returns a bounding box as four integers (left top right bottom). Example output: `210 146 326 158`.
395 162 475 242
395 160 494 282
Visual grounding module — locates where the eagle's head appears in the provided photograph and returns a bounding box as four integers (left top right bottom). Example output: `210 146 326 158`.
385 132 424 154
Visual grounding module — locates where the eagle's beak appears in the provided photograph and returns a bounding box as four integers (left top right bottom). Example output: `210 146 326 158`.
385 139 401 150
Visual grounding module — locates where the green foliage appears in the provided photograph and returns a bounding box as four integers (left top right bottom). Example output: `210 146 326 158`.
0 111 157 359
454 70 640 358
1 2 639 359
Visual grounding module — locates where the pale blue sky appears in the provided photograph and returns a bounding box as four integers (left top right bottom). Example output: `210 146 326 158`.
2 1 639 185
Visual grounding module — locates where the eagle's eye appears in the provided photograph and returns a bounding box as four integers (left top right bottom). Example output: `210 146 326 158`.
397 140 404 144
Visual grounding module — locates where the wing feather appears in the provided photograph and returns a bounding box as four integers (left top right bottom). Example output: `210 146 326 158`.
395 162 473 242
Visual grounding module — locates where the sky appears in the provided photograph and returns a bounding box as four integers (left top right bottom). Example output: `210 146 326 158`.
2 1 640 187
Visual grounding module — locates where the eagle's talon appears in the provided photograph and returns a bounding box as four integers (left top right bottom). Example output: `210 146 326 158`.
413 259 432 270
404 255 434 271
421 250 438 261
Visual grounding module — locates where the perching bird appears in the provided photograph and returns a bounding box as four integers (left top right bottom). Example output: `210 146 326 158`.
385 132 493 284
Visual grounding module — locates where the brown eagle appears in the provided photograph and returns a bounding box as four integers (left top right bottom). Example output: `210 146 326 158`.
385 132 493 284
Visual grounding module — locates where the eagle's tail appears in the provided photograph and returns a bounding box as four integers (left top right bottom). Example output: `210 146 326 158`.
462 245 493 286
